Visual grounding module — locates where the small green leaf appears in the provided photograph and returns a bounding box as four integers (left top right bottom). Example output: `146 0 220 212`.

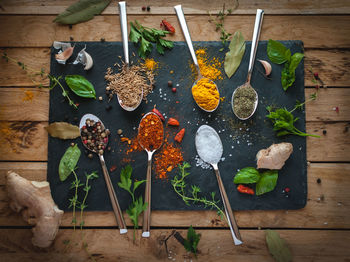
256 170 278 195
59 144 81 181
129 23 142 43
158 38 174 49
233 167 260 184
183 226 201 256
265 230 292 262
133 179 147 193
65 75 96 98
267 39 288 64
118 165 133 195
224 31 246 78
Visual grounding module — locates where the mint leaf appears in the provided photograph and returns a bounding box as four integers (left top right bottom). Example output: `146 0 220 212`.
233 167 260 184
256 170 278 195
267 39 288 64
183 226 201 256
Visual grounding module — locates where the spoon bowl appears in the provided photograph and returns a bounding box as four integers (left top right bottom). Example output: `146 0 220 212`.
231 83 259 120
191 77 220 113
79 113 127 234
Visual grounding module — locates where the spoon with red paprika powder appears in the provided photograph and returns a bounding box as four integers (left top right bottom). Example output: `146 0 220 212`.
137 112 164 237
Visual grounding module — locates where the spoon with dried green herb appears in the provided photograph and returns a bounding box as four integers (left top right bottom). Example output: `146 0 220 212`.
231 9 264 120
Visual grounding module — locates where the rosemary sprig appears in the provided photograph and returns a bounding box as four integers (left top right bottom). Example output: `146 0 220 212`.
171 162 225 219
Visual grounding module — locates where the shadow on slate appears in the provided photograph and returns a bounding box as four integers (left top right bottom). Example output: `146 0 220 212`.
48 40 307 212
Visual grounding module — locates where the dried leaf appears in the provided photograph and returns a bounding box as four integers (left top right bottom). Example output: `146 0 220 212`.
265 230 292 262
45 122 80 139
224 31 246 78
53 0 111 25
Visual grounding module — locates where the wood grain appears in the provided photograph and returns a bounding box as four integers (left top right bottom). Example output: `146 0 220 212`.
1 48 349 87
0 16 349 48
1 0 350 15
1 163 349 229
0 228 349 261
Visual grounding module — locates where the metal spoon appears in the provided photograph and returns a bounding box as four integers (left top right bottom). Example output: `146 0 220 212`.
195 125 243 245
231 9 264 120
137 112 164 237
174 5 220 113
79 113 127 234
117 1 143 111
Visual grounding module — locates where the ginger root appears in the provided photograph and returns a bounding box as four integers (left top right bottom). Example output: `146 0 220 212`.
256 143 293 170
6 171 64 248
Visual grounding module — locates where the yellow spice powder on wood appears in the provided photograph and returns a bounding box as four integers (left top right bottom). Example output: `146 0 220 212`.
191 49 222 81
192 78 219 111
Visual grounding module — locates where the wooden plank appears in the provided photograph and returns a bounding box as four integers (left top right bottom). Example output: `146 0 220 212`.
0 88 49 121
0 121 48 161
1 163 349 229
0 162 47 184
1 0 350 15
1 48 349 87
307 122 350 162
0 229 349 261
0 15 349 48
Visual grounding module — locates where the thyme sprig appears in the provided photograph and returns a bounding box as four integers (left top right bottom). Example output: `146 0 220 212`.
2 52 77 109
171 162 225 219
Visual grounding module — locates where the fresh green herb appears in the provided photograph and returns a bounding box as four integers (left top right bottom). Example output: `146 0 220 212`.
267 39 304 91
183 225 201 257
266 106 320 137
53 0 111 25
256 170 278 196
129 20 174 58
265 230 292 262
224 30 246 78
294 92 318 112
171 162 225 219
117 165 147 239
208 2 238 51
233 167 260 184
59 144 81 181
65 75 96 99
2 52 78 109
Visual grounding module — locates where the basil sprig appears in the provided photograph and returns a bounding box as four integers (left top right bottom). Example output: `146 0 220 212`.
65 75 96 99
267 39 304 91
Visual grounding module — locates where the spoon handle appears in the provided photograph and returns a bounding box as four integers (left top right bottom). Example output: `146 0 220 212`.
118 1 129 66
99 154 127 234
174 5 200 74
247 9 264 83
142 152 153 237
213 165 243 245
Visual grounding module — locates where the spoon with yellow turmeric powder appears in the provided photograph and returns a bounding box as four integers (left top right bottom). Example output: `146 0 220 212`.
174 5 220 112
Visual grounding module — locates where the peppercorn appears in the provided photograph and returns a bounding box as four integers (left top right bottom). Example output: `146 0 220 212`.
146 6 150 11
98 96 103 101
106 90 110 95
106 86 111 91
323 130 327 135
107 146 111 151
117 129 123 135
168 80 173 87
71 142 75 147
69 24 73 29
172 87 177 93
70 36 74 41
100 38 105 42
88 153 93 159
142 6 146 11
313 72 319 78
106 105 112 111
317 178 322 184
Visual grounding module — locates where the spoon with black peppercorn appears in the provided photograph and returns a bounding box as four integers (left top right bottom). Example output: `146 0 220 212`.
79 113 127 234
231 9 264 120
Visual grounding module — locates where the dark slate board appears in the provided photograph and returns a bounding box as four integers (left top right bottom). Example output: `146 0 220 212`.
48 41 307 212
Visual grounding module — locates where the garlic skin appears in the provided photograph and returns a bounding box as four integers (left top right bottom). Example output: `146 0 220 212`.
53 41 71 51
55 46 74 64
258 59 272 76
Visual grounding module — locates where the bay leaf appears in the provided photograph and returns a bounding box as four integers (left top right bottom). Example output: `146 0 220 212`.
45 122 80 139
53 0 111 25
265 230 292 262
224 31 246 78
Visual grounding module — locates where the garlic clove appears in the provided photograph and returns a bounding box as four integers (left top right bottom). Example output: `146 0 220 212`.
73 46 93 70
55 46 74 64
258 59 272 76
83 51 93 70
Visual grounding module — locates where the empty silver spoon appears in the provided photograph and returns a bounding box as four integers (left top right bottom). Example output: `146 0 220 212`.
195 125 242 245
117 1 143 111
174 5 220 112
231 9 264 120
137 112 164 237
79 113 127 234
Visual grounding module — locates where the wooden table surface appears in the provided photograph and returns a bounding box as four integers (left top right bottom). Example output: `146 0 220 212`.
0 1 350 261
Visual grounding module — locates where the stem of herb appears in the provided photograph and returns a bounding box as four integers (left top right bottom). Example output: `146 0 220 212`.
71 169 79 231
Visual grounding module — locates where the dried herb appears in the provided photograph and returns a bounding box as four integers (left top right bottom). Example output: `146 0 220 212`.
224 31 246 78
53 0 111 25
45 122 80 139
233 85 257 118
265 230 292 262
65 75 96 99
171 162 225 218
183 226 201 257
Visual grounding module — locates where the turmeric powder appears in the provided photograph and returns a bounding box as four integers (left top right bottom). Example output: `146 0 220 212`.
143 58 158 71
192 78 220 111
191 49 222 81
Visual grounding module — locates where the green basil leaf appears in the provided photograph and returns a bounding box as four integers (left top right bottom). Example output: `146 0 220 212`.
224 31 246 78
65 75 96 99
267 39 288 64
53 0 111 25
256 170 278 195
265 230 292 262
289 52 304 72
233 167 260 184
281 63 295 91
59 144 81 181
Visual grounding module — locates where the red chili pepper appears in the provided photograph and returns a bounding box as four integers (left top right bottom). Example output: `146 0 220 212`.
152 106 165 122
110 165 117 172
161 19 175 34
167 117 180 126
237 185 254 195
174 128 185 143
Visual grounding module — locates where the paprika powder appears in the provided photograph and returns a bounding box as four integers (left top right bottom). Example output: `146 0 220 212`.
138 113 164 151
